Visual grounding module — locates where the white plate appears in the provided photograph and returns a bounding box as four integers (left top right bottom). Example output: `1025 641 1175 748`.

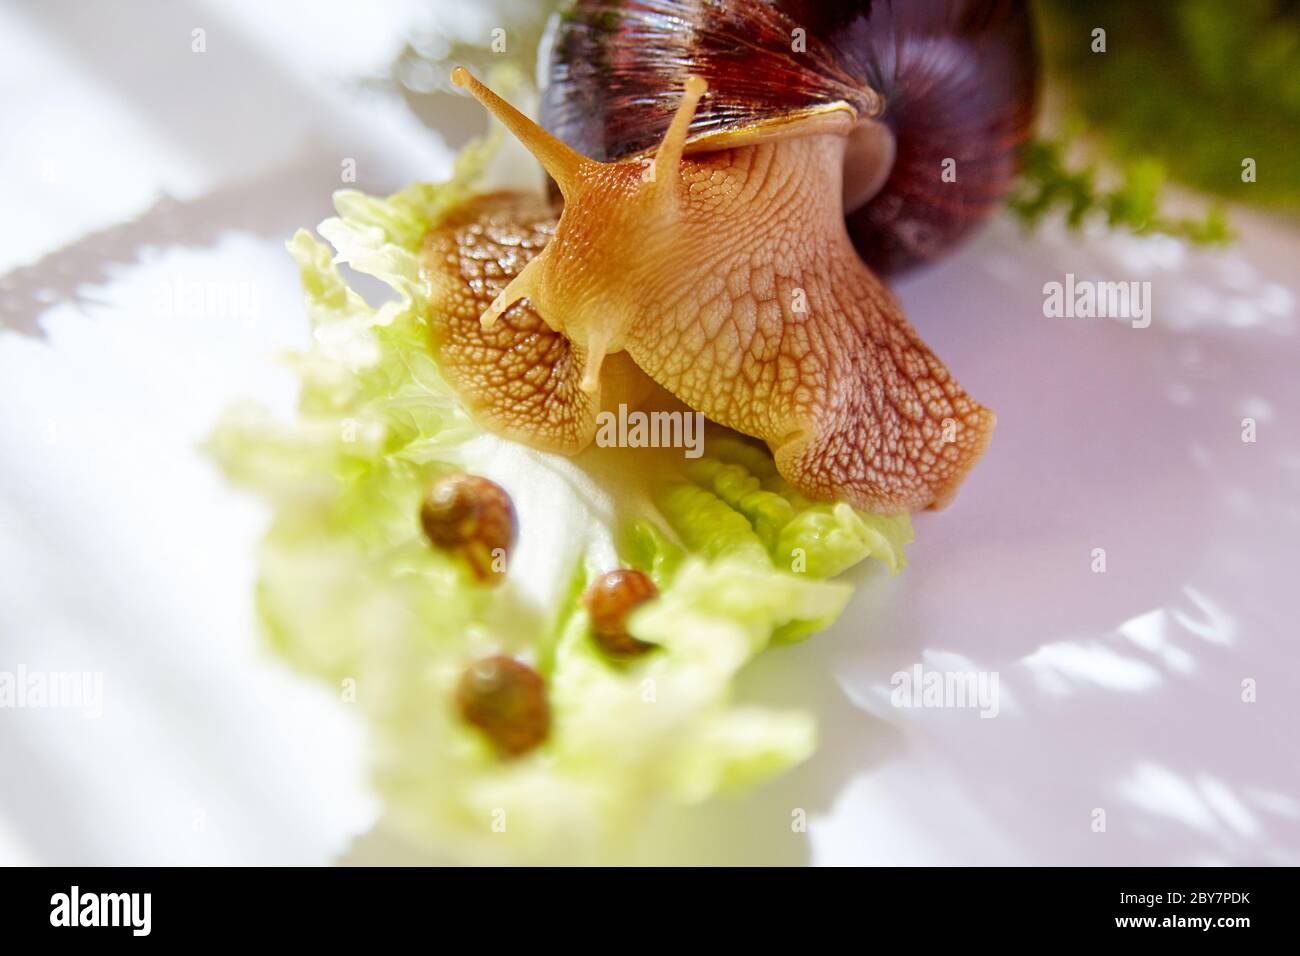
2 0 1296 866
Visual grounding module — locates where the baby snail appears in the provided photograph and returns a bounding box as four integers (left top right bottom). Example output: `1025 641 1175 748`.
421 480 542 755
422 0 1038 514
419 473 516 584
583 568 660 657
456 655 550 757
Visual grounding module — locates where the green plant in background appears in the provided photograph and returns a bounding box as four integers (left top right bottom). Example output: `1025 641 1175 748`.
1010 138 1232 243
1035 0 1300 222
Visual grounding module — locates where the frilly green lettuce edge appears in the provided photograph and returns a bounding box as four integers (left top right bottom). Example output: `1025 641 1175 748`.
207 137 912 864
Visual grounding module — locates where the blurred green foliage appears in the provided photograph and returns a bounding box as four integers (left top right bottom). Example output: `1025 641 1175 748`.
1010 139 1232 242
1036 0 1300 217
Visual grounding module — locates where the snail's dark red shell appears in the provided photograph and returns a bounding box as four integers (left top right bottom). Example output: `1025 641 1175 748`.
541 0 1038 275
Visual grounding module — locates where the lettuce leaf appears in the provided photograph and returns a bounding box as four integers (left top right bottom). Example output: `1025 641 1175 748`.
208 135 911 863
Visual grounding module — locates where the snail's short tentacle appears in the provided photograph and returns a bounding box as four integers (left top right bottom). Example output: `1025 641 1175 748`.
578 325 611 394
479 252 544 331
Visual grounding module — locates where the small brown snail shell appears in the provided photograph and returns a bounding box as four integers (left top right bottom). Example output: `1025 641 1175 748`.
420 473 517 583
541 0 1039 275
456 655 549 756
583 568 659 657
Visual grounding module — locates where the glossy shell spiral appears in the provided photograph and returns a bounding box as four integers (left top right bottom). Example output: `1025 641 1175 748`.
541 0 1038 275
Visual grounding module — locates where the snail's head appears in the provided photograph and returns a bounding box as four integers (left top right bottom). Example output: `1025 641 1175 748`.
451 68 707 392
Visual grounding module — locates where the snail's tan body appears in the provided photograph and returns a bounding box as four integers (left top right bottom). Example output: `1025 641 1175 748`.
424 70 994 514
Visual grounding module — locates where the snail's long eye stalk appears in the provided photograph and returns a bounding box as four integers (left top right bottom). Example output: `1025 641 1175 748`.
451 67 589 197
452 67 589 332
652 76 708 184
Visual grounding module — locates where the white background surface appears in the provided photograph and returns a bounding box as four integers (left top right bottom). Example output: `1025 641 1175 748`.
2 0 1297 865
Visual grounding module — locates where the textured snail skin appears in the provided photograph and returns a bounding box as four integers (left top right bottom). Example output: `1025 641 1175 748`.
542 0 1038 275
421 193 667 454
425 70 993 513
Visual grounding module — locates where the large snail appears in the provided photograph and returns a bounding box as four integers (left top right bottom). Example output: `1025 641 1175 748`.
422 0 1038 514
